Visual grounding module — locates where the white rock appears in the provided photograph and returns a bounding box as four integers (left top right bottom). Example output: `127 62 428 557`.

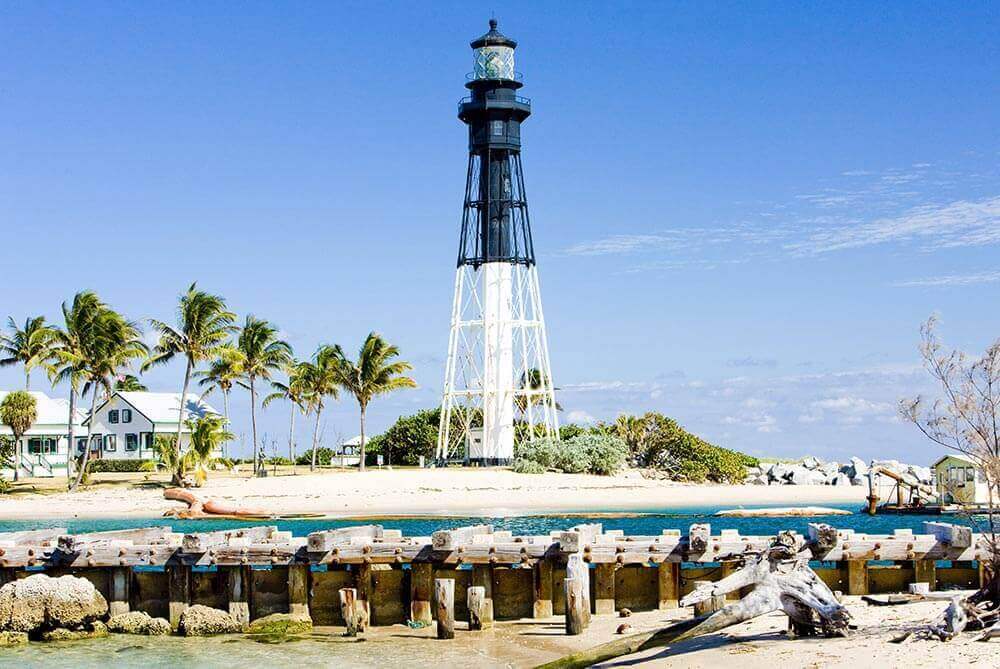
829 473 852 486
849 457 869 478
0 574 107 634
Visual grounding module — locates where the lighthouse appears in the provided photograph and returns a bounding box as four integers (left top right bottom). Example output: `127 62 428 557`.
437 19 559 465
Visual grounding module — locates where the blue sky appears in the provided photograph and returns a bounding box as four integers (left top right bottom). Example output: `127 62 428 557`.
2 2 998 463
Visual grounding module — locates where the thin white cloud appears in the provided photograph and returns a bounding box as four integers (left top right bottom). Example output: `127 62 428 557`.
891 270 1000 288
566 409 597 425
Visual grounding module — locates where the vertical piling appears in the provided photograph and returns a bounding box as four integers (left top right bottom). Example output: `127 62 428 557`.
167 564 190 631
594 563 615 615
409 562 434 624
226 565 251 630
471 564 494 625
532 560 554 618
468 585 488 630
109 566 130 617
564 577 585 635
658 562 680 609
288 564 309 617
434 578 455 639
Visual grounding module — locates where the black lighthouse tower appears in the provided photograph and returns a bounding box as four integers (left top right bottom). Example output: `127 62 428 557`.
456 19 535 268
438 20 559 464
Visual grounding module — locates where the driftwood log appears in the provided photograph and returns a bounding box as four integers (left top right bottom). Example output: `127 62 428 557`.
536 532 850 669
163 488 271 519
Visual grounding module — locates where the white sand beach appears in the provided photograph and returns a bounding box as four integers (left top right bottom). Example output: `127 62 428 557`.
0 468 869 519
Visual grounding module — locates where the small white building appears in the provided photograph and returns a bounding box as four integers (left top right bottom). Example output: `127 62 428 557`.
932 453 991 506
333 435 363 466
82 391 219 462
0 391 85 478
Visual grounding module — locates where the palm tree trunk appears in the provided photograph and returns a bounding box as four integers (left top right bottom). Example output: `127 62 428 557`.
359 404 366 472
12 435 20 482
289 402 296 475
71 383 100 491
66 387 77 484
310 404 323 472
222 389 230 459
173 359 193 485
25 370 30 391
249 376 259 475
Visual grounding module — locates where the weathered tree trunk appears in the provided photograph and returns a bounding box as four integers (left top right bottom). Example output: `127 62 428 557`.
435 578 455 639
66 387 77 484
71 382 101 491
249 377 259 474
536 532 850 669
310 403 323 472
358 404 367 472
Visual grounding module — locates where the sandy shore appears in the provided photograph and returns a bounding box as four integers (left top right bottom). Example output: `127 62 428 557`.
0 468 868 520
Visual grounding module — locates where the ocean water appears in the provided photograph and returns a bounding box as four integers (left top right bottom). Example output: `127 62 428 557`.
0 504 981 537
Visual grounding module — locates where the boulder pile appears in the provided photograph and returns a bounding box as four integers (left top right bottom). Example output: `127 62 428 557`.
0 573 108 640
746 457 933 487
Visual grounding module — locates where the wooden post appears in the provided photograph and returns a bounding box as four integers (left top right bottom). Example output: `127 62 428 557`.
167 564 190 631
471 564 494 625
691 580 725 617
409 562 434 624
226 566 251 630
533 559 554 618
434 578 455 640
566 554 591 627
913 559 936 591
846 559 869 595
109 566 130 617
594 563 615 615
288 564 309 617
720 561 740 601
658 562 680 609
564 577 585 635
339 587 362 636
468 585 487 630
355 562 372 624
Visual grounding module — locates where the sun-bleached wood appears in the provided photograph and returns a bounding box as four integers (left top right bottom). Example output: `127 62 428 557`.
434 578 455 639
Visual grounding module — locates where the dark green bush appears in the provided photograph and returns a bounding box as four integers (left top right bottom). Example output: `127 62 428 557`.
365 409 438 466
514 434 627 476
512 459 546 474
295 448 336 466
87 459 156 473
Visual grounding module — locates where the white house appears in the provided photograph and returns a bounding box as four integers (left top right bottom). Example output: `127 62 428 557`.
0 391 85 478
82 391 220 462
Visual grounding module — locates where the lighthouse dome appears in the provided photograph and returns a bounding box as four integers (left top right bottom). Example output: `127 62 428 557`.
471 19 516 80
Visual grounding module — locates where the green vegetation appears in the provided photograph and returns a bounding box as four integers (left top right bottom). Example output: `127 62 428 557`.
514 434 628 476
1 390 37 482
237 316 293 474
86 459 157 473
0 316 57 390
365 408 438 466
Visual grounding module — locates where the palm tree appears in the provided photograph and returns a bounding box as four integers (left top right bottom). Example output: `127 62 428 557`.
515 368 562 415
300 349 341 472
49 291 106 483
196 346 244 424
114 374 148 392
186 415 234 486
263 360 311 473
71 310 147 491
0 316 57 390
237 316 293 474
1 391 37 481
332 333 416 471
143 283 236 484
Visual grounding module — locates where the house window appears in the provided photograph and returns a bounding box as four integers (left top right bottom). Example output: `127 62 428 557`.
966 467 975 482
104 435 117 452
28 438 56 455
125 434 138 451
90 435 101 452
76 437 88 454
141 432 153 452
109 410 119 424
121 409 132 423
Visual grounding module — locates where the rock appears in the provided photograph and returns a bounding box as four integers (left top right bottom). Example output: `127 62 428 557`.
848 457 869 478
800 456 820 470
108 611 171 636
818 462 840 477
0 573 107 634
618 608 632 618
749 474 769 485
769 463 790 482
178 605 243 636
788 466 827 485
829 473 852 486
616 623 633 634
0 631 27 647
40 621 108 641
851 475 866 486
246 613 312 636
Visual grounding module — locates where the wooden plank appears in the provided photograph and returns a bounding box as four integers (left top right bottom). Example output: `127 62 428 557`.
913 559 936 590
923 522 972 549
594 563 615 615
409 562 433 624
225 565 250 630
0 528 67 547
471 564 494 625
58 527 177 551
688 524 711 554
307 525 384 552
658 562 680 609
432 525 493 551
846 559 868 596
288 564 309 617
182 526 277 554
109 566 130 617
168 565 190 630
556 524 602 553
434 578 455 639
355 562 372 624
533 560 554 618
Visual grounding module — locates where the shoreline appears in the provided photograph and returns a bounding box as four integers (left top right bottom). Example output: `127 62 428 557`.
0 468 869 521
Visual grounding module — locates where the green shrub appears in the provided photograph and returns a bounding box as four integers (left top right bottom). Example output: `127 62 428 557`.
87 459 156 473
365 409 439 466
552 440 590 473
266 457 293 466
514 437 560 469
295 448 335 466
577 434 628 475
512 459 546 474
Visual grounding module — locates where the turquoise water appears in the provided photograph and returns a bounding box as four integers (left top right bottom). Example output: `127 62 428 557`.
0 504 980 537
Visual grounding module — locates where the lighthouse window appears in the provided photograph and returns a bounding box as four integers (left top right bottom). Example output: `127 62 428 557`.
492 120 504 136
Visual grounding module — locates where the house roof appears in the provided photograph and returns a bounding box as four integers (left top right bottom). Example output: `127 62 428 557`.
0 391 85 428
931 453 978 468
342 435 364 446
85 391 218 426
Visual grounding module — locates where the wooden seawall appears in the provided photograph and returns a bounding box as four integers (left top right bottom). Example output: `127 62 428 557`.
0 522 989 629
